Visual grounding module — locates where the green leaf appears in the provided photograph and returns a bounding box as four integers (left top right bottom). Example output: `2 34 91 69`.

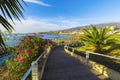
0 0 25 51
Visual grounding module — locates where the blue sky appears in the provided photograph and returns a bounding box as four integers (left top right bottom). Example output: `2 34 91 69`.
24 0 120 18
2 0 120 33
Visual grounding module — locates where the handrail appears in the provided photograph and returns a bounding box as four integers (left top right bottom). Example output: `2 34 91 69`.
21 51 46 80
88 51 120 61
65 45 120 61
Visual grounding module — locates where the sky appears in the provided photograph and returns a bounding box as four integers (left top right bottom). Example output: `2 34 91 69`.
1 0 120 33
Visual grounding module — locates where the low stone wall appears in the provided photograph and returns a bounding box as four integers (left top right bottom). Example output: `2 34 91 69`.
64 48 120 80
89 60 120 80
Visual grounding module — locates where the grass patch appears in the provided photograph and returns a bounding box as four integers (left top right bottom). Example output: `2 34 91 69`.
75 44 120 57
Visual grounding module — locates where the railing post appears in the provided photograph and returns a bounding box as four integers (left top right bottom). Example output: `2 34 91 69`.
64 46 66 50
67 46 69 50
32 62 39 80
43 54 47 58
72 48 74 53
85 51 89 65
71 48 74 56
66 45 67 49
48 46 51 53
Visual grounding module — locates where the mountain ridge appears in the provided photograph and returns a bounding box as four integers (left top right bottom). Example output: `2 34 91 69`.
60 22 120 32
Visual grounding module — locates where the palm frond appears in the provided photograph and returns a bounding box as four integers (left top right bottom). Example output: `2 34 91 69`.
80 25 120 53
0 0 25 52
0 0 24 21
0 15 14 32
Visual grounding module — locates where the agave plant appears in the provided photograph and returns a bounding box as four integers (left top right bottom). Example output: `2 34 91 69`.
80 25 120 53
0 0 25 53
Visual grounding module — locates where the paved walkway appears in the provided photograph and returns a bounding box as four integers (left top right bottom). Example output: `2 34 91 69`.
42 46 108 80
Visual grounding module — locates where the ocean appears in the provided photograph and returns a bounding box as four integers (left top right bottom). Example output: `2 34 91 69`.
0 33 70 66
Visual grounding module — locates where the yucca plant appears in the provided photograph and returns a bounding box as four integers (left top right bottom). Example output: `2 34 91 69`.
0 0 25 53
80 25 120 53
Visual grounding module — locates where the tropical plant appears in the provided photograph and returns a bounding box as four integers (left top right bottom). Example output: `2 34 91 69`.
80 25 120 53
5 34 52 79
0 0 24 53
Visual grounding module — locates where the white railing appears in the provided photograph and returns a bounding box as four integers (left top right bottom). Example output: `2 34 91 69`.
64 45 120 64
64 45 120 80
21 46 51 80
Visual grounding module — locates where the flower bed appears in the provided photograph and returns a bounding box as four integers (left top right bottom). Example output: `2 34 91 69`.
5 34 52 79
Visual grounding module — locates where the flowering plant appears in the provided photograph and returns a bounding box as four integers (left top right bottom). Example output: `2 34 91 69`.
6 34 52 79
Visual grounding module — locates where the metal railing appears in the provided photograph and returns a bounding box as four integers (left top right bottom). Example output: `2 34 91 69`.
64 45 120 80
21 46 51 80
64 45 120 63
64 45 120 67
64 45 120 73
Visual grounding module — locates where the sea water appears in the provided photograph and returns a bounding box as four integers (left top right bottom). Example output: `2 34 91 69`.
5 33 69 47
0 33 70 66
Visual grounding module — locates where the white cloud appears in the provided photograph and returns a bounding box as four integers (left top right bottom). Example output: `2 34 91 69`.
0 17 71 33
0 17 83 33
24 0 51 7
1 16 120 33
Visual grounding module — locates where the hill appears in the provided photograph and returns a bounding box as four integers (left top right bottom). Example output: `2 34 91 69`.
61 22 120 32
40 22 120 34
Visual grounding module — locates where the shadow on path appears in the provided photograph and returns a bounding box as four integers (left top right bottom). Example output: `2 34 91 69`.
42 46 102 80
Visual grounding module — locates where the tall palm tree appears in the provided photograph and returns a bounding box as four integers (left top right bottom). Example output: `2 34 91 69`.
80 25 120 53
0 0 24 53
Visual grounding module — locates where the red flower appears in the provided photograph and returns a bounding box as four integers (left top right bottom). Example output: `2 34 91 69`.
24 49 31 57
28 53 32 57
24 49 31 53
17 54 24 62
42 43 46 47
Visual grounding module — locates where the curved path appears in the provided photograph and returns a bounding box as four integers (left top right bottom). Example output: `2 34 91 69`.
42 46 107 80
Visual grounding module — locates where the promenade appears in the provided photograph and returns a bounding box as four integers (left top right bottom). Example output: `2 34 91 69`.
42 46 109 80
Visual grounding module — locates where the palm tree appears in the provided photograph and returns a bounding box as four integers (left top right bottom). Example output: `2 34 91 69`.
80 25 120 53
0 0 24 53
